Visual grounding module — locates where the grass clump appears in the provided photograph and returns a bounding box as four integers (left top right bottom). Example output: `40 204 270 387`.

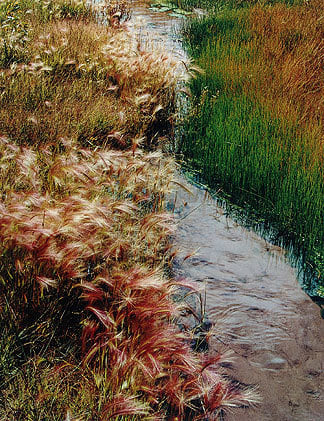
0 10 181 148
0 0 258 419
179 0 324 296
169 0 305 13
0 0 90 67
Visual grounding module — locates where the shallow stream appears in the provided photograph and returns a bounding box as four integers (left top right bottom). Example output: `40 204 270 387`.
129 2 324 419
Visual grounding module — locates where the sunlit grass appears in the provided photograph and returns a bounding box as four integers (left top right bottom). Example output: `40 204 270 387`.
0 12 183 147
169 0 305 12
0 0 258 418
180 0 324 295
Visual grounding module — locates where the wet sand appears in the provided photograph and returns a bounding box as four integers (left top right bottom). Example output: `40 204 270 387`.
172 175 324 420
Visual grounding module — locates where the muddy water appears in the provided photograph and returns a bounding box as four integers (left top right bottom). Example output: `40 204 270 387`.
129 2 324 420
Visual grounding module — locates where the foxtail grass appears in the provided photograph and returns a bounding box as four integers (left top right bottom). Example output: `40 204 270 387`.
0 0 258 419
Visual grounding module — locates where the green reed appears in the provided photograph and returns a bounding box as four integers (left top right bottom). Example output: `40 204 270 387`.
180 9 324 296
170 0 304 12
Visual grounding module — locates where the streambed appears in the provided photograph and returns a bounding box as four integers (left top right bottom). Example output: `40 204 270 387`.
173 176 324 420
129 2 324 419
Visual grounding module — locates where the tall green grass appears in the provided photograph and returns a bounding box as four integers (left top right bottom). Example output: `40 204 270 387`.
170 0 305 12
179 3 324 296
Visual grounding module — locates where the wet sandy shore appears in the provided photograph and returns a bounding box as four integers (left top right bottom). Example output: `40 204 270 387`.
172 175 324 420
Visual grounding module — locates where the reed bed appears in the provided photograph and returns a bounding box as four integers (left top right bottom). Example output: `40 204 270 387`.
169 0 303 13
179 0 324 296
0 0 257 419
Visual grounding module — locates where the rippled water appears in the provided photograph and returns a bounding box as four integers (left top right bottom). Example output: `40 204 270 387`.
129 0 186 59
172 176 324 420
129 2 324 419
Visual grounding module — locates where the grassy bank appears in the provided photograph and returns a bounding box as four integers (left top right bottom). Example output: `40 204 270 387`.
171 0 305 12
178 0 324 297
0 0 257 419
